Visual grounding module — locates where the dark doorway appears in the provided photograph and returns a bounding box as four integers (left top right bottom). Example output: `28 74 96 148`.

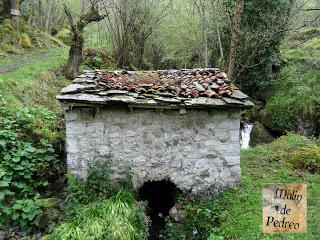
138 180 179 240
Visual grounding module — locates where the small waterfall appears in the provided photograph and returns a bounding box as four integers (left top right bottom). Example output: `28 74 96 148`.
240 123 253 149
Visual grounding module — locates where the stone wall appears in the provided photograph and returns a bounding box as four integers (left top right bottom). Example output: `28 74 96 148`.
65 106 241 197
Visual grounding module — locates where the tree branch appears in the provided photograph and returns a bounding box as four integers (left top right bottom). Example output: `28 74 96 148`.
63 3 76 31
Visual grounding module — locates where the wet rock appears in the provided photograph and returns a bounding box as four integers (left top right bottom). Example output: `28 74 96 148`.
250 121 274 147
0 231 6 240
61 84 97 94
193 82 205 92
169 204 186 222
210 83 220 90
39 198 63 229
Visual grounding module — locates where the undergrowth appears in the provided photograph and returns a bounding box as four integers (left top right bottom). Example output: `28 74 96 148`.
263 30 320 134
50 159 148 240
0 95 59 230
0 19 63 57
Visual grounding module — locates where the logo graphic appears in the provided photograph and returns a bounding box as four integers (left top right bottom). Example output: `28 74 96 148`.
263 184 307 233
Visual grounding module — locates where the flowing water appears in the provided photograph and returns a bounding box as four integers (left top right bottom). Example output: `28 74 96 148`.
240 123 253 149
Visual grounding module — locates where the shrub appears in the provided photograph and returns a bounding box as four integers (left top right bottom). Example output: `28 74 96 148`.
55 28 71 45
21 34 32 49
163 199 221 240
51 160 148 240
0 96 58 229
83 48 115 69
65 159 132 207
286 145 320 174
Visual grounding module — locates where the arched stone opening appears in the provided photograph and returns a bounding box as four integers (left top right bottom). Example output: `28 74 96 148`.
138 180 180 239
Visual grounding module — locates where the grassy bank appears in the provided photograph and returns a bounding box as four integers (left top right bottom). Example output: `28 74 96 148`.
0 47 69 112
165 134 320 240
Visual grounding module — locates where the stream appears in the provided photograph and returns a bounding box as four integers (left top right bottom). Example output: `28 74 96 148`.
240 123 253 149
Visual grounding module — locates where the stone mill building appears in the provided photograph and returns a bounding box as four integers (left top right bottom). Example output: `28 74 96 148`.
57 68 253 197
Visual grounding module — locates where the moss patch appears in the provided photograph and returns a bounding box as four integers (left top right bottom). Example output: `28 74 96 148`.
250 121 274 147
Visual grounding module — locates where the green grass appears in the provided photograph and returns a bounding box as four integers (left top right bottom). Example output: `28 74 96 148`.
50 189 148 240
214 134 320 239
0 47 69 112
165 134 320 240
283 28 320 63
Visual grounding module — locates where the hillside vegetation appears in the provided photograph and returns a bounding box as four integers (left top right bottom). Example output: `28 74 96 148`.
0 19 63 59
261 29 320 136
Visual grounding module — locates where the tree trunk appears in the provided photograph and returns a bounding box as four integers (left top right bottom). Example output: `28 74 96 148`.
196 1 208 68
65 31 84 79
227 0 244 81
1 0 11 21
202 3 208 68
216 23 224 60
10 0 20 30
63 3 106 79
137 40 146 69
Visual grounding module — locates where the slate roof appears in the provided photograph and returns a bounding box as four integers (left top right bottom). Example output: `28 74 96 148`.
57 69 254 109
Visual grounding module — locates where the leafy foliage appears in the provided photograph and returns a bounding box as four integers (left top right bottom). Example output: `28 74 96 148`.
82 48 115 70
264 34 320 134
0 95 58 229
164 199 221 240
51 159 148 240
235 0 293 95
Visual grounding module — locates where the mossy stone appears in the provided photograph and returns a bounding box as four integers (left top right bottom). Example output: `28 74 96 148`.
250 121 274 147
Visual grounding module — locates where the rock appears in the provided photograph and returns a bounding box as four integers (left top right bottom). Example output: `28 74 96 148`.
230 90 248 100
60 84 97 94
202 83 209 89
39 207 62 229
193 82 205 92
250 121 274 147
222 97 244 105
0 231 6 240
169 204 186 222
259 108 276 131
39 198 63 229
210 83 220 90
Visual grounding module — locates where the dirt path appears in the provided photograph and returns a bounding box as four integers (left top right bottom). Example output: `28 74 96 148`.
0 49 55 75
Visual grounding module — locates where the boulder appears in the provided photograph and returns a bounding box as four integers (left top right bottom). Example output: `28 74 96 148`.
250 121 274 147
0 231 6 240
169 204 186 222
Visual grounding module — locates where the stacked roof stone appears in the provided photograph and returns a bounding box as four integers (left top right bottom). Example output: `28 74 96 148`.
57 68 254 108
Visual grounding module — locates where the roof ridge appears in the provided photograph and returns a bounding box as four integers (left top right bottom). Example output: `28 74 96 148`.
57 68 254 109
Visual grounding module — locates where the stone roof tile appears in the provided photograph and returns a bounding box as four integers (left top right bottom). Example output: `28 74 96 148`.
57 69 254 109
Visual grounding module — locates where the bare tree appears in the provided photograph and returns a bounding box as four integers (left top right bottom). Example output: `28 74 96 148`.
210 0 224 62
63 0 106 79
102 0 171 68
194 0 209 67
